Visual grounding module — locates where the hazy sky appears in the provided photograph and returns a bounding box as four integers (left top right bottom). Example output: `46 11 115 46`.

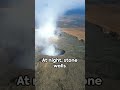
35 0 85 15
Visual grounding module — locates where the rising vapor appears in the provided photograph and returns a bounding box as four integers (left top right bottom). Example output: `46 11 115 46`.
35 0 85 56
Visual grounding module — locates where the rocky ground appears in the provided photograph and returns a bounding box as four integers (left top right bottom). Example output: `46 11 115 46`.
62 28 85 40
35 29 85 90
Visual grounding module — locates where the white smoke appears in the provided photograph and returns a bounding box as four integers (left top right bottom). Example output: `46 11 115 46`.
35 0 85 56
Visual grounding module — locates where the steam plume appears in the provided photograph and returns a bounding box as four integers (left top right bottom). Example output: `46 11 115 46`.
35 0 85 56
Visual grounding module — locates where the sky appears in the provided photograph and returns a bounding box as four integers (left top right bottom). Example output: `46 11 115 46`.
35 0 85 15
